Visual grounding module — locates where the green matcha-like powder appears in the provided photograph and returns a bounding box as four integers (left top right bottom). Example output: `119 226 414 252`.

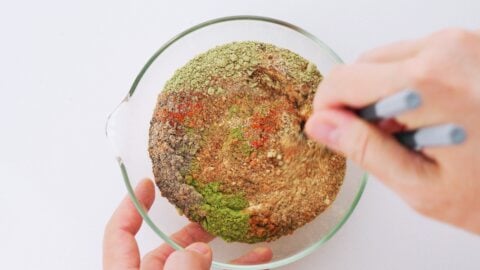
191 181 251 242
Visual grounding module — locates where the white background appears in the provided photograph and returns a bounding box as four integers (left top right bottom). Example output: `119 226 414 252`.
1 0 479 269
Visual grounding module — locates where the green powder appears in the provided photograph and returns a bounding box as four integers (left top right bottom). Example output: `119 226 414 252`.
190 180 251 242
228 105 240 117
229 127 244 141
163 41 322 93
221 127 253 156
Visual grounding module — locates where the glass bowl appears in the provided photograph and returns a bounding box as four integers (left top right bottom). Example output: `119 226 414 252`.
106 15 367 269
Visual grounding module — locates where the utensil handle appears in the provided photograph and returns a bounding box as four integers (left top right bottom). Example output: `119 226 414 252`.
394 124 466 150
357 89 422 121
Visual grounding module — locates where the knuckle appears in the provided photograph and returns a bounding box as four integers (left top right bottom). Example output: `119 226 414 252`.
410 200 433 216
440 28 471 41
408 190 446 217
408 58 437 86
406 27 476 88
433 28 475 49
405 190 433 216
164 249 185 263
411 199 440 217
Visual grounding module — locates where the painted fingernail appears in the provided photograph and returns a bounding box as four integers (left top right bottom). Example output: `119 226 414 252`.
186 242 211 255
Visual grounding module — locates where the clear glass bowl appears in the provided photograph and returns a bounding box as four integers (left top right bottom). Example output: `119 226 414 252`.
106 15 367 269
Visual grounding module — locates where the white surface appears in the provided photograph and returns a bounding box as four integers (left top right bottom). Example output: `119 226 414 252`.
0 0 479 269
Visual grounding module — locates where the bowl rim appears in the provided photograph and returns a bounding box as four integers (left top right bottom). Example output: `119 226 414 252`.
108 15 368 270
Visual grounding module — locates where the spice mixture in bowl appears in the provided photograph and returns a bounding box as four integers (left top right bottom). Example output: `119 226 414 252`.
106 16 366 269
149 41 346 243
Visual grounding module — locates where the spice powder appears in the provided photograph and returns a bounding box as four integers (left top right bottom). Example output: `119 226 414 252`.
148 41 346 243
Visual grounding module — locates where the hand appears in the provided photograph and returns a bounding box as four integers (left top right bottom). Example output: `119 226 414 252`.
103 179 273 270
305 28 480 234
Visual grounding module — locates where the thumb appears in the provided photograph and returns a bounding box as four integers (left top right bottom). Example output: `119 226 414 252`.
164 242 212 270
305 109 433 188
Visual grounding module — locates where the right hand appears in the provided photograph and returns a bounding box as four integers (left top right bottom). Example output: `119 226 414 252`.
306 28 480 234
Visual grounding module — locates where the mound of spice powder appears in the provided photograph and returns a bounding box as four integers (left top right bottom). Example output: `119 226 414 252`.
148 41 346 243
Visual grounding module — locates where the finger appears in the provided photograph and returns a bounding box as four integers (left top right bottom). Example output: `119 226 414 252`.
163 243 212 270
305 109 437 190
141 223 214 270
103 179 156 270
357 39 425 63
314 62 409 111
230 247 273 265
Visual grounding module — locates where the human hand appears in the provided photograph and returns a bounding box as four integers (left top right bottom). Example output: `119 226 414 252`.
103 179 273 270
305 29 480 234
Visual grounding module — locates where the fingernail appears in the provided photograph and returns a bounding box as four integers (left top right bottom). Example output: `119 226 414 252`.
186 242 211 255
252 247 270 254
306 120 339 146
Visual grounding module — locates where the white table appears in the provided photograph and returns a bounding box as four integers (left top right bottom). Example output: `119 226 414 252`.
1 0 479 269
